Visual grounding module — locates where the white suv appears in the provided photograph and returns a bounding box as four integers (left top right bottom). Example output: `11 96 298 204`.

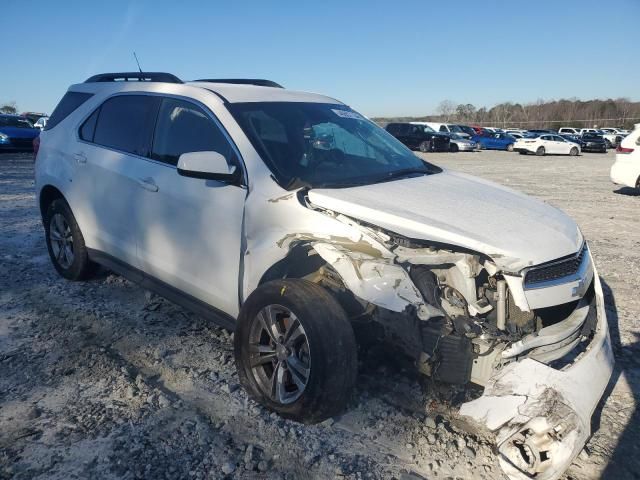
36 72 613 480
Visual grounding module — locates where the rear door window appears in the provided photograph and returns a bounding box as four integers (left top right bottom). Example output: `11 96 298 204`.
45 91 93 131
93 95 160 157
151 97 234 166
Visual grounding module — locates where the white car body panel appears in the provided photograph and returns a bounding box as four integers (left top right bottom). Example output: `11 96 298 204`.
610 124 640 188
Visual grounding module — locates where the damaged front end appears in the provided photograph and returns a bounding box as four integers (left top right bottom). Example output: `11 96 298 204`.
282 203 614 480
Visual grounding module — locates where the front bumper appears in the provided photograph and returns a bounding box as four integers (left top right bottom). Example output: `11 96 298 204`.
459 269 614 480
582 144 607 153
0 138 35 151
456 142 477 151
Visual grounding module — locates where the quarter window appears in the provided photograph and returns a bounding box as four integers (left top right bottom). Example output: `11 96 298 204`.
45 91 93 131
79 108 100 142
151 98 234 166
93 95 159 157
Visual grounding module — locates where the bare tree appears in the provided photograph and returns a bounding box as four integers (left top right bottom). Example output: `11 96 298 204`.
437 100 456 122
0 102 18 114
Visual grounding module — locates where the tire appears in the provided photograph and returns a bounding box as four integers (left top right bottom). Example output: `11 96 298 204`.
569 147 579 156
234 279 357 423
44 198 96 280
536 146 545 156
477 143 485 150
450 143 459 153
419 141 431 153
506 144 514 152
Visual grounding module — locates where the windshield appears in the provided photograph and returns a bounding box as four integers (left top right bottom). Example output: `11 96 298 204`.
228 102 441 189
415 124 435 132
447 125 464 134
0 116 34 129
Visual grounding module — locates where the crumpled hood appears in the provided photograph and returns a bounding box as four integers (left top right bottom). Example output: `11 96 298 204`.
307 170 582 271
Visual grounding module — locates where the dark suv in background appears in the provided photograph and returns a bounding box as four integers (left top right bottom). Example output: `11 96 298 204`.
385 123 450 152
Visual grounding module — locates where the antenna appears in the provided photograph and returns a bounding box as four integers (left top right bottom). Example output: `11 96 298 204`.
133 52 143 74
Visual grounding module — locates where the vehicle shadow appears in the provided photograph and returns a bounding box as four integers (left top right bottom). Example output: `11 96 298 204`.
597 279 640 478
613 187 640 196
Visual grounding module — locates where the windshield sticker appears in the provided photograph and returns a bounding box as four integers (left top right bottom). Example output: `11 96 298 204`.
331 109 364 120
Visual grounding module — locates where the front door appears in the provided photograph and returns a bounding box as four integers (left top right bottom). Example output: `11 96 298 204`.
133 97 246 317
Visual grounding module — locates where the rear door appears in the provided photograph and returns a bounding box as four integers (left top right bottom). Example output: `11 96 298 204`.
132 96 247 317
75 94 160 267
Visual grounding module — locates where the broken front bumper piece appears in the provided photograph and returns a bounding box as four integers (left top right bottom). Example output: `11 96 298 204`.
460 273 614 480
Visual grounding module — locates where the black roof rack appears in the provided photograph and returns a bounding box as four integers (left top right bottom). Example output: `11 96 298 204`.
84 72 183 84
193 78 283 88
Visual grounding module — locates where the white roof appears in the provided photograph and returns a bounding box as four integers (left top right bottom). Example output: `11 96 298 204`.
187 82 342 104
69 79 344 106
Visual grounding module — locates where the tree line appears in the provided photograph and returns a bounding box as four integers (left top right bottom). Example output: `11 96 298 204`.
373 98 640 129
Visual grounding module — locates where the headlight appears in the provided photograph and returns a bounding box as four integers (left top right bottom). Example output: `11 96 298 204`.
0 133 9 144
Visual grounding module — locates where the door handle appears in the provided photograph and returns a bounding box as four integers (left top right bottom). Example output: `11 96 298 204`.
73 152 87 164
136 177 159 192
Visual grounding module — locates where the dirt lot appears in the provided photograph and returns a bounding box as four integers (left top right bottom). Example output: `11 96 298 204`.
1 150 639 480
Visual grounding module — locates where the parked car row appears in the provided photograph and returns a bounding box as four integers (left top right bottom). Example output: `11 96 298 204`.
384 121 626 156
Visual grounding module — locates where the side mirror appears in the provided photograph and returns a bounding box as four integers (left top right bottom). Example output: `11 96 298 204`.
177 151 240 184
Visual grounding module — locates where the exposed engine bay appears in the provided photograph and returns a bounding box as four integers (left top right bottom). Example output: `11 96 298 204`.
301 212 599 390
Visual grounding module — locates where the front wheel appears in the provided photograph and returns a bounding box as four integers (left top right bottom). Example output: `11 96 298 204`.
569 147 579 156
450 143 459 153
419 141 431 153
234 279 357 423
536 146 546 156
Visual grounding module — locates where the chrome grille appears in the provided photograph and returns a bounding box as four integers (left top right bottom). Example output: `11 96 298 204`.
524 244 587 287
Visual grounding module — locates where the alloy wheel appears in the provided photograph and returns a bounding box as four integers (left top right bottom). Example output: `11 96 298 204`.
49 213 74 269
248 304 311 405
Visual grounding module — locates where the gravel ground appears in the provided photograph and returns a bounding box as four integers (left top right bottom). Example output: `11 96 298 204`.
0 150 638 480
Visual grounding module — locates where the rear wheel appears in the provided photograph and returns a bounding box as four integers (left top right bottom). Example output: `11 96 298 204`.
419 141 431 153
234 279 357 423
477 142 485 150
506 144 514 152
536 146 546 156
44 199 96 280
569 147 579 156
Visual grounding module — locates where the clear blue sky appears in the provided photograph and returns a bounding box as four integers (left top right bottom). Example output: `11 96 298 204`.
3 0 639 117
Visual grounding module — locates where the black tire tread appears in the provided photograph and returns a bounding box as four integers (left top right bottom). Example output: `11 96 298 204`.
44 198 96 280
234 279 357 424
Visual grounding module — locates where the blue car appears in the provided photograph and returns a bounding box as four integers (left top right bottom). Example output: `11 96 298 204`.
471 131 517 151
0 114 40 151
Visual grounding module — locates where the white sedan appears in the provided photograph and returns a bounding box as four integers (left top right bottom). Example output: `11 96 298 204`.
514 134 581 156
610 124 640 189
